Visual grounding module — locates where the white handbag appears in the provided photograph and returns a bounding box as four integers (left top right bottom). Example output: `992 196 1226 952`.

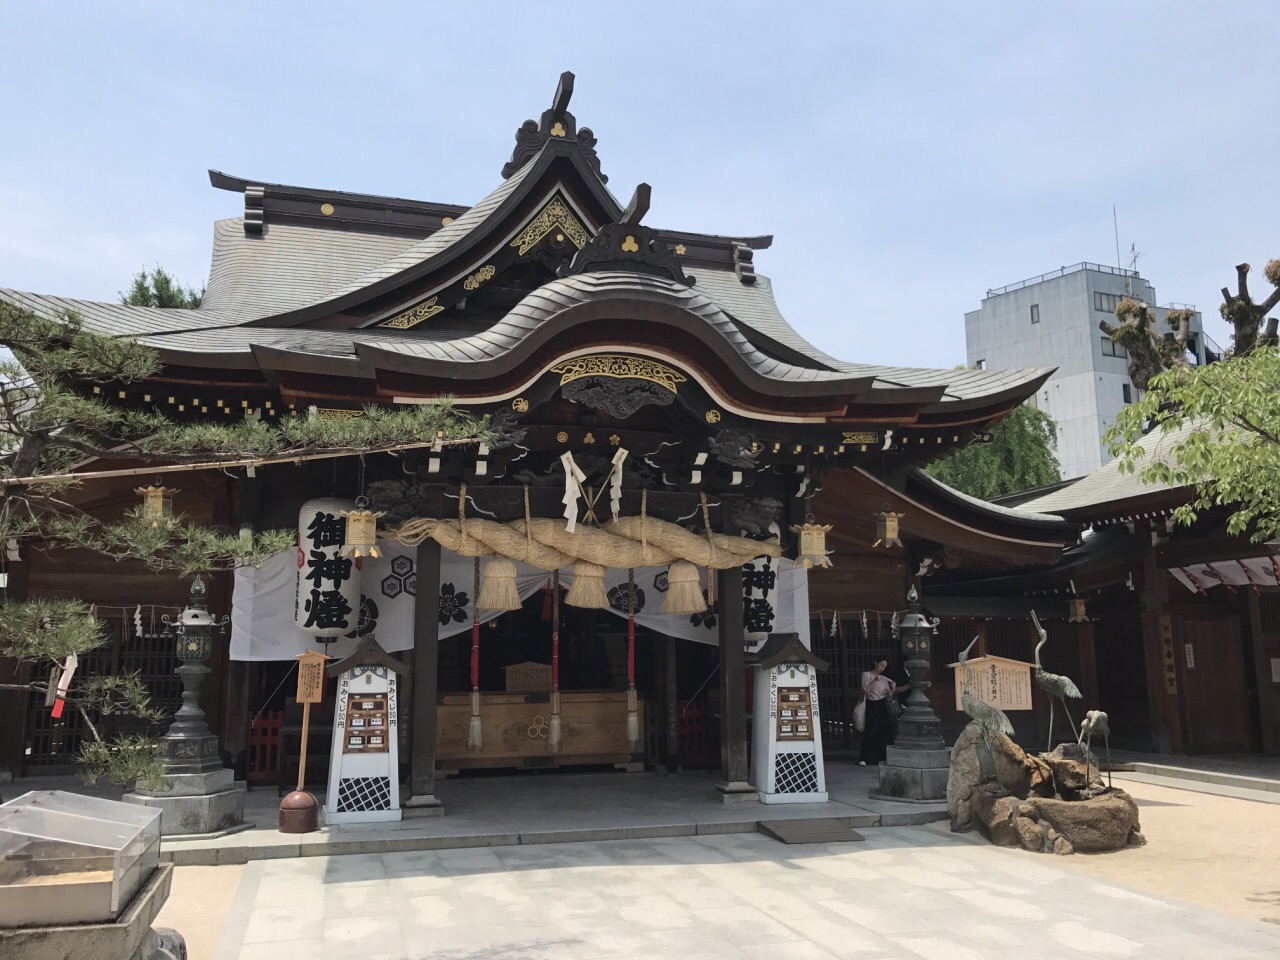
854 696 867 732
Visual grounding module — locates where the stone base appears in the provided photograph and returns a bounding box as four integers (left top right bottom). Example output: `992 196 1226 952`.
0 863 182 960
716 780 759 804
871 746 950 802
403 794 445 817
124 768 246 837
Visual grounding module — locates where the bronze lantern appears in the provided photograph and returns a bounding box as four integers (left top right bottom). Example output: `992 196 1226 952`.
789 515 833 569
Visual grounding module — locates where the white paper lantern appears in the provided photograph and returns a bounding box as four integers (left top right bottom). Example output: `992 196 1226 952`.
296 498 361 637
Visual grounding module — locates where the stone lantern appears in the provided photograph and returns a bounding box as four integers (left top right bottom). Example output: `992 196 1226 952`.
871 585 950 802
124 577 247 837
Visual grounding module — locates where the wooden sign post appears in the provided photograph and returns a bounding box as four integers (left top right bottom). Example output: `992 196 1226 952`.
295 649 329 790
279 649 329 834
949 655 1034 712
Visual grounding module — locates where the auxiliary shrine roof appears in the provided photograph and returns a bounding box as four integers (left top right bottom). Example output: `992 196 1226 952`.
0 72 1051 420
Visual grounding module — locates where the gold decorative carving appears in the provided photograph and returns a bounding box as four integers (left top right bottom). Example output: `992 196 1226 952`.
674 244 686 255
583 432 596 444
843 431 878 444
621 235 640 253
320 203 334 216
511 397 530 413
549 122 566 138
463 264 496 291
705 409 722 424
527 715 549 738
316 408 365 421
550 355 687 394
510 198 590 255
609 434 621 446
380 297 444 330
556 431 569 444
441 216 455 226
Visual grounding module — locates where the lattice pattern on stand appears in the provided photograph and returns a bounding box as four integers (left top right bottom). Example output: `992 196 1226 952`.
336 776 392 812
773 752 819 794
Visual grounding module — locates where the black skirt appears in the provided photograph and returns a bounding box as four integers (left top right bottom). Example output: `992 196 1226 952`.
859 698 895 764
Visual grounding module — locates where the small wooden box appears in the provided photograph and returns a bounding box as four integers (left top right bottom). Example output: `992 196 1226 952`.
504 661 552 692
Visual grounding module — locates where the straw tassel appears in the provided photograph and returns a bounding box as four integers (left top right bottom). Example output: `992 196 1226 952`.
662 560 707 614
477 556 521 611
467 556 483 753
548 569 562 754
626 568 640 747
565 560 608 608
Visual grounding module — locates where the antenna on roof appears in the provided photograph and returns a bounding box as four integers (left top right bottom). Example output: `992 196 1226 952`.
1112 205 1122 271
1126 243 1140 297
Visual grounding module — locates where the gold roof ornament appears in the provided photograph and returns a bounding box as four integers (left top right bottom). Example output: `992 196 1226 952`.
872 505 905 549
135 484 175 528
789 514 833 569
339 499 385 559
1067 597 1089 622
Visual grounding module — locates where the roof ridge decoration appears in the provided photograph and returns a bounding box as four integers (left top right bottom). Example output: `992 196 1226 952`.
501 71 607 184
509 195 591 256
561 184 694 287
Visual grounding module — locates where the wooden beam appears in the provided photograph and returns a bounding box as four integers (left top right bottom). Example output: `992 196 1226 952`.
717 563 749 793
620 183 651 226
663 634 679 771
1137 522 1185 753
408 539 443 807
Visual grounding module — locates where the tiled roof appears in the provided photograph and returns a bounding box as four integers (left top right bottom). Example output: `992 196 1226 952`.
1019 420 1206 516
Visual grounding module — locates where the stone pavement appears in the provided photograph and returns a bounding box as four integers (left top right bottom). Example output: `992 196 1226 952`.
8 763 948 865
208 824 1280 960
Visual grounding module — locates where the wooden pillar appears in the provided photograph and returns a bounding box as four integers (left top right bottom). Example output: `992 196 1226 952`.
1076 620 1100 712
662 634 679 772
1243 589 1279 755
1138 524 1184 753
406 539 443 811
716 563 751 799
974 620 989 658
0 556 32 779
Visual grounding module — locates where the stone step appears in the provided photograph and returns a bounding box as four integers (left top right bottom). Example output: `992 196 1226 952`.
1124 762 1280 795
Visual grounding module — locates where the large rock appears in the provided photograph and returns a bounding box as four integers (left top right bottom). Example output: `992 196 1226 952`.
946 724 985 832
970 784 1022 847
1026 790 1144 853
1039 743 1104 798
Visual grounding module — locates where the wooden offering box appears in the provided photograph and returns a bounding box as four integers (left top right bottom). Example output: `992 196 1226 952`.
436 690 643 769
504 661 552 692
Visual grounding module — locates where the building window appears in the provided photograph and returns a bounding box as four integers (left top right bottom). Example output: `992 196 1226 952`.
1095 291 1126 314
975 358 987 370
1122 383 1132 404
1030 304 1040 324
1101 336 1129 358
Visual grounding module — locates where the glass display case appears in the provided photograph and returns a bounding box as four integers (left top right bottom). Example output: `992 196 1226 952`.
0 791 161 926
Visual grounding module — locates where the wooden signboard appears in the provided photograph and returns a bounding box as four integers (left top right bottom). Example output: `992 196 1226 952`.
296 650 329 704
504 661 553 692
950 655 1033 712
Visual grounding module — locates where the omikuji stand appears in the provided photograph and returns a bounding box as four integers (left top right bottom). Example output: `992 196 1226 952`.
750 633 829 804
324 637 403 825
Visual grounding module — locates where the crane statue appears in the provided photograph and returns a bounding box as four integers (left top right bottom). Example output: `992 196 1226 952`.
1078 710 1112 791
959 637 1015 755
1030 609 1082 752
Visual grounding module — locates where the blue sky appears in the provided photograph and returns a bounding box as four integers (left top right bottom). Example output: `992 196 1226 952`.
2 2 1275 368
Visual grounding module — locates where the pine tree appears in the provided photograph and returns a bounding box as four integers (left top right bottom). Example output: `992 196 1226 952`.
0 301 482 786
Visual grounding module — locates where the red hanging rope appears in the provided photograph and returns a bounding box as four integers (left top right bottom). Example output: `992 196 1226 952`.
470 556 481 691
552 569 561 694
627 568 636 690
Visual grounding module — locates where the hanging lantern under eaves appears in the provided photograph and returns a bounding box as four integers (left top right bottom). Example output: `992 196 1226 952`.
873 505 905 549
1067 597 1089 622
789 515 833 569
339 500 384 559
135 484 175 528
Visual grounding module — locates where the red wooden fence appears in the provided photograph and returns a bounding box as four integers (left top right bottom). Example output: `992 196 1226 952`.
245 710 283 783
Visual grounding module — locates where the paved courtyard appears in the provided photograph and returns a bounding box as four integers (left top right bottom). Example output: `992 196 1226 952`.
191 821 1280 960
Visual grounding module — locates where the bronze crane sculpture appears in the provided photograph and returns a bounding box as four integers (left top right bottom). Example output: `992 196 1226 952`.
959 637 1015 753
1031 609 1082 752
1078 709 1112 791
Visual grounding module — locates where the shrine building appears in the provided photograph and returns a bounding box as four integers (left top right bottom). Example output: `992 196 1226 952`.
0 74 1083 801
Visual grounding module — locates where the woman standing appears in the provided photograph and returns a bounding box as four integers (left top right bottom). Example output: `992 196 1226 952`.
858 657 897 766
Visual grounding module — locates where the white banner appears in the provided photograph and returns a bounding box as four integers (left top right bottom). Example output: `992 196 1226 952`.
231 543 809 661
1170 555 1280 594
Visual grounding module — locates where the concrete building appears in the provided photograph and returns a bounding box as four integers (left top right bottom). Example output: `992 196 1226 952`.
965 262 1214 479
